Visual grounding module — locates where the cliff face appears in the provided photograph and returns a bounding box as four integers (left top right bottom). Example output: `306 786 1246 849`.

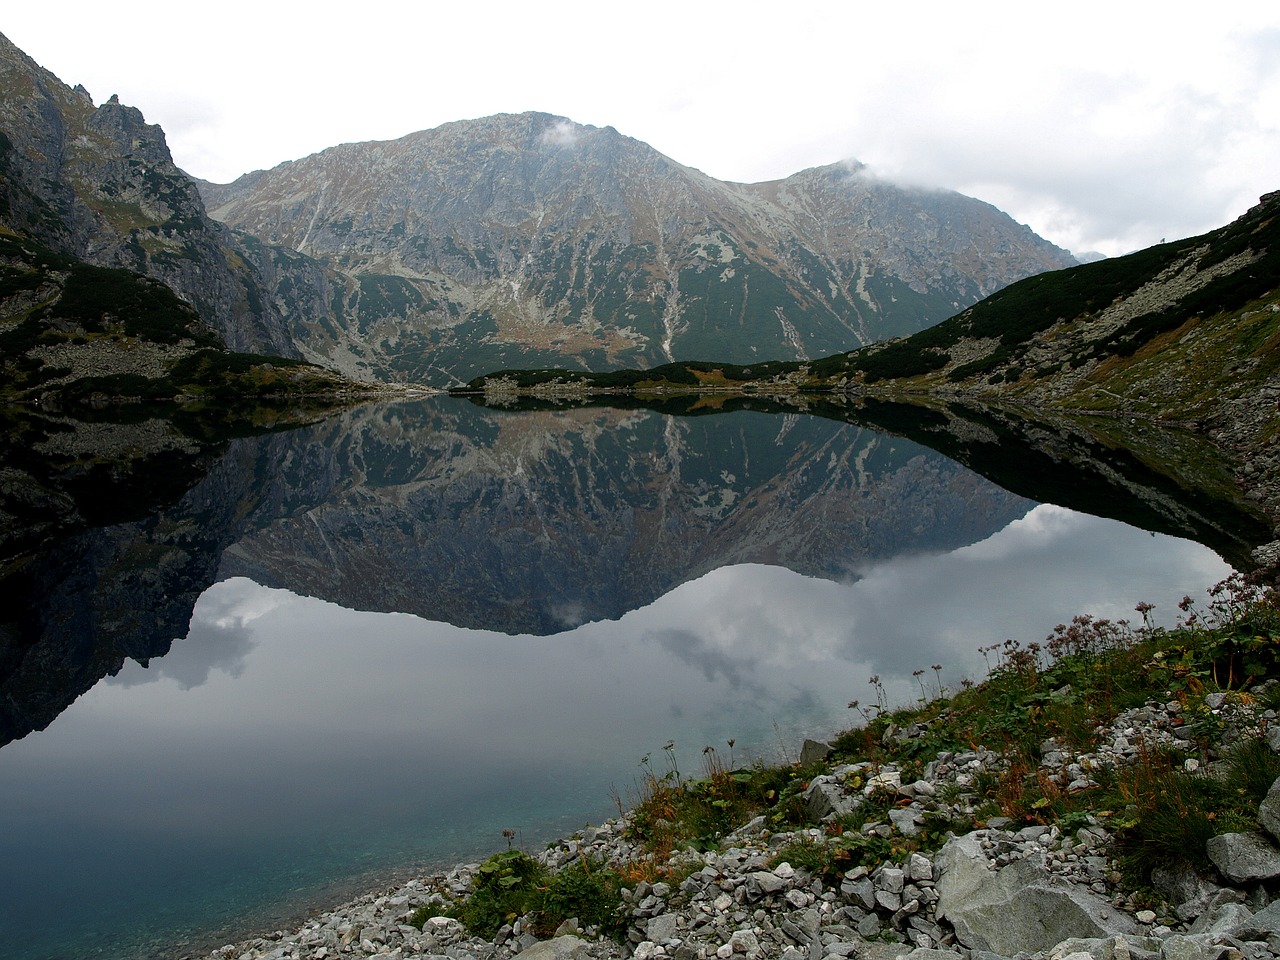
0 31 297 355
201 113 1075 384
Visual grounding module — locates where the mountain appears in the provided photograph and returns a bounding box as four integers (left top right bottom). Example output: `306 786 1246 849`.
0 32 387 401
817 190 1279 402
456 192 1280 556
815 191 1280 494
1 30 1076 390
201 112 1076 384
463 391 1272 571
0 31 303 355
0 407 305 746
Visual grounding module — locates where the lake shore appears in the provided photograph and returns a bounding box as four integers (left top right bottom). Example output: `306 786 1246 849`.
191 599 1280 960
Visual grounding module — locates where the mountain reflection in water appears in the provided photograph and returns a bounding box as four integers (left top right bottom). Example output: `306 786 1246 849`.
0 397 1238 960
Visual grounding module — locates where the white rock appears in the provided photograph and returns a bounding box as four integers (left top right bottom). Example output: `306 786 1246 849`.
729 929 760 954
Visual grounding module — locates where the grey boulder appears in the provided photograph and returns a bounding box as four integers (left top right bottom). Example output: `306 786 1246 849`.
1205 831 1280 884
1255 776 1280 844
516 935 596 960
935 833 1138 956
804 776 858 820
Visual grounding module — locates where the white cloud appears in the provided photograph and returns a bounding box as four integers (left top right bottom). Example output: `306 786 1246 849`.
539 119 581 148
4 2 1278 256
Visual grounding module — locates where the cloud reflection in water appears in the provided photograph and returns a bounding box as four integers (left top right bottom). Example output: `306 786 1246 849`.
0 502 1231 960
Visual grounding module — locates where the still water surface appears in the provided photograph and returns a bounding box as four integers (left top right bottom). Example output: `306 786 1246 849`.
0 399 1235 960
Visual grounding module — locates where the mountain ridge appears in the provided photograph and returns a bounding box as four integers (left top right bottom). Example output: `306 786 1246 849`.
459 192 1280 554
0 30 404 400
0 30 300 355
199 111 1075 384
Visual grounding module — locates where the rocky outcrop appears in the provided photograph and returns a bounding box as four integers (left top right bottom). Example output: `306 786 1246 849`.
1205 833 1280 885
200 112 1075 384
0 30 297 355
934 832 1137 955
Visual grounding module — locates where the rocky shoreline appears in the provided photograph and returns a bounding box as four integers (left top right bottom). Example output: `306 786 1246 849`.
197 684 1280 960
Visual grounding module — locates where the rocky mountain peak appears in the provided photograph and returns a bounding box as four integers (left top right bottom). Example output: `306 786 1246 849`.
2 32 1078 388
0 31 298 355
199 112 1075 384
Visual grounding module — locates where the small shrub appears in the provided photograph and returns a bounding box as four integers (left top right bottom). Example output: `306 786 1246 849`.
768 833 896 886
1222 735 1280 808
627 744 790 855
1111 752 1224 886
768 837 834 877
453 850 547 938
429 850 627 940
532 860 626 938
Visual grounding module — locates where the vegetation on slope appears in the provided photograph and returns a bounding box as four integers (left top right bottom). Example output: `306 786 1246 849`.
455 191 1279 427
0 233 363 403
453 358 808 394
820 190 1280 410
406 576 1280 939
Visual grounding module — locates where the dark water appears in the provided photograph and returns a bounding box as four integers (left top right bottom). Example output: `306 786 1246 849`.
0 398 1243 959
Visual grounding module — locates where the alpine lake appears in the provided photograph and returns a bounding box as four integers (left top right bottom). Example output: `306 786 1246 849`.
0 392 1269 960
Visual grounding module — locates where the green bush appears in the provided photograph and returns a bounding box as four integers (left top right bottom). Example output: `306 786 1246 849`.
1222 735 1280 806
532 860 626 937
1111 758 1225 885
440 850 626 940
453 850 547 938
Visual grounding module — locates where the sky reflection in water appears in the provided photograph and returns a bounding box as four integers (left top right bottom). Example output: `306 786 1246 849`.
0 504 1230 958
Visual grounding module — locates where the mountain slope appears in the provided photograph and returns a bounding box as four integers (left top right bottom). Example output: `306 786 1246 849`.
826 189 1280 543
813 191 1279 459
456 193 1280 550
0 31 297 356
0 230 364 402
202 112 1075 384
0 31 389 399
816 190 1279 405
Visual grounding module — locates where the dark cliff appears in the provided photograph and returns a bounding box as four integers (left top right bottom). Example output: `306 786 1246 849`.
0 31 297 355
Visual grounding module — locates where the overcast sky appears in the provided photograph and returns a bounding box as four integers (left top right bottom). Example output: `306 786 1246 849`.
5 2 1278 257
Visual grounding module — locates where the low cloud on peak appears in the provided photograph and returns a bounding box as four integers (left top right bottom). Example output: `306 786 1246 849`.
540 119 581 148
